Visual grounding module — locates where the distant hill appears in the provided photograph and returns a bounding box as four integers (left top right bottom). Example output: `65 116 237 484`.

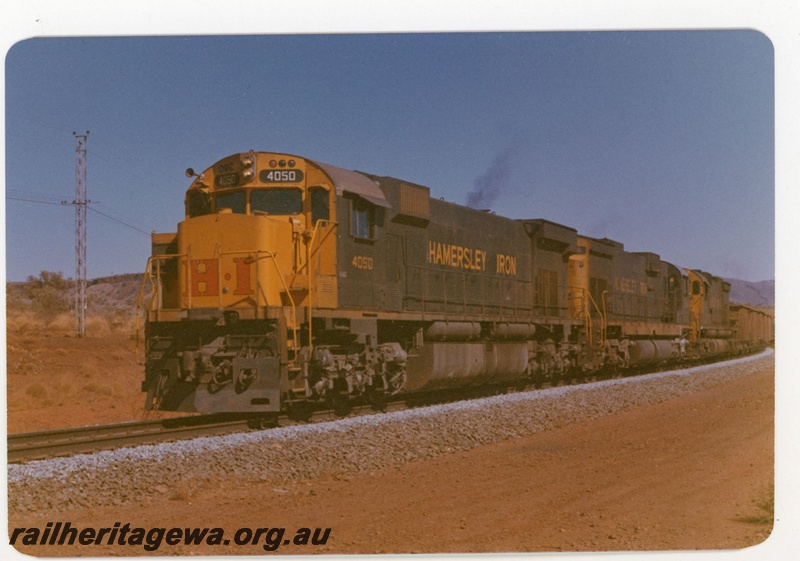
7 273 146 319
725 278 775 308
8 273 775 319
86 273 144 313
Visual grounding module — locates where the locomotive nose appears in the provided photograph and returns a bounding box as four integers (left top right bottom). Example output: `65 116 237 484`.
176 212 294 313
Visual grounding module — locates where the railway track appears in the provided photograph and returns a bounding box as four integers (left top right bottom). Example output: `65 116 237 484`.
7 403 405 464
7 415 259 464
8 349 765 464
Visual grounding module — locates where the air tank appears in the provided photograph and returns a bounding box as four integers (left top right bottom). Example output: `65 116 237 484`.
491 323 537 340
704 339 730 356
424 321 482 341
405 342 528 391
628 339 674 365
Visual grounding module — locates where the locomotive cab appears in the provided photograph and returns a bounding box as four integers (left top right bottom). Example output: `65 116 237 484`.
176 152 338 314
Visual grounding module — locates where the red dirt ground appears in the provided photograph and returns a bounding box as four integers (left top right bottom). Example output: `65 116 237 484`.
6 331 189 433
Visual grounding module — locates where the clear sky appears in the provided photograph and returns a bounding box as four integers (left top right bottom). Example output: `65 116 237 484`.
4 23 775 282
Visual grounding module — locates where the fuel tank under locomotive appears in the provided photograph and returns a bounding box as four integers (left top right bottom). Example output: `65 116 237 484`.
404 321 532 391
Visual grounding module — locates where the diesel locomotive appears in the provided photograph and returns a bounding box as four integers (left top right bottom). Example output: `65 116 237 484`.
137 151 773 425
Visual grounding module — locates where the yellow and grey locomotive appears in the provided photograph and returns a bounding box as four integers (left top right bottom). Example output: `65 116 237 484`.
138 151 773 423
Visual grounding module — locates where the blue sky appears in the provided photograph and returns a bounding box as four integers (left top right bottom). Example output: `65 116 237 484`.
5 30 774 282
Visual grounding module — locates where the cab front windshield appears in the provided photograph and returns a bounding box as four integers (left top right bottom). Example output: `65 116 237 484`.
251 189 302 215
202 188 303 216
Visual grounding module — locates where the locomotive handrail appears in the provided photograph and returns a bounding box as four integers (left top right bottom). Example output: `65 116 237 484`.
298 219 337 275
186 245 193 310
135 253 188 365
134 258 152 365
588 289 606 347
258 249 299 361
302 219 337 356
567 287 606 348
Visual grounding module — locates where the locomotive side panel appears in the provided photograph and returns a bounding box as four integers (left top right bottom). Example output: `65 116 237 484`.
569 236 621 325
334 192 389 311
374 176 533 321
412 199 532 319
707 275 732 334
687 270 732 339
608 251 669 337
660 261 690 326
521 219 577 323
612 252 662 324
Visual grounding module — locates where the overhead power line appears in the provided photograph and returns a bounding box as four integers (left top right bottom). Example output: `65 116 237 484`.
6 196 66 206
7 197 152 236
87 205 151 236
7 188 71 203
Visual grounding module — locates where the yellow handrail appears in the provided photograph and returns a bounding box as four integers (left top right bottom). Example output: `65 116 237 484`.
260 250 298 361
567 287 606 348
302 219 337 355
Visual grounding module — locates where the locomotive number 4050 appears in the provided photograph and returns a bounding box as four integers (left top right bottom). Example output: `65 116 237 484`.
352 256 374 270
259 169 304 182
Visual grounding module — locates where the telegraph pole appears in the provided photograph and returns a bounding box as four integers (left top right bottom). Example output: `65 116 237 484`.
72 131 89 337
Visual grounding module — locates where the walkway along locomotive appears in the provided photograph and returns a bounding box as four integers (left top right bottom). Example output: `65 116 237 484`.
137 152 773 425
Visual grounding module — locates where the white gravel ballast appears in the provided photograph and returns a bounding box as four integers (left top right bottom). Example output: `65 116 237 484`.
9 350 774 514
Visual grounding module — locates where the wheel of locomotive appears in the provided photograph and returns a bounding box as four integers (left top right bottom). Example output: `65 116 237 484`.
287 401 314 422
367 386 388 412
328 393 352 417
326 382 353 417
247 413 279 430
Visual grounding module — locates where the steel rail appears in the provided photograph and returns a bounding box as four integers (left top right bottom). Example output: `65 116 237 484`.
7 415 249 464
7 403 403 464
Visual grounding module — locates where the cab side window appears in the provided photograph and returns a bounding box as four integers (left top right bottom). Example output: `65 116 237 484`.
350 198 375 240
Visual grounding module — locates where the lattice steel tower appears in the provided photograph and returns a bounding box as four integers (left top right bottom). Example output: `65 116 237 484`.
73 131 89 337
